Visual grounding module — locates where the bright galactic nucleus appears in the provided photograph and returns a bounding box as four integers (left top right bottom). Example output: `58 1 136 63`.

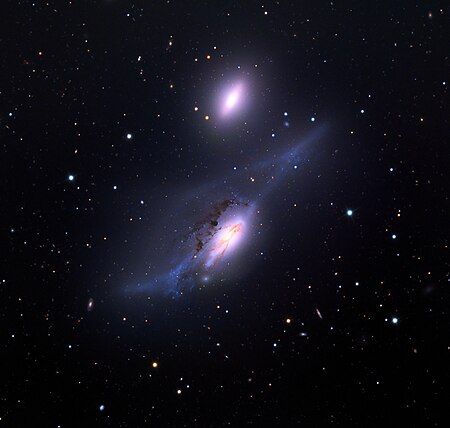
218 81 247 118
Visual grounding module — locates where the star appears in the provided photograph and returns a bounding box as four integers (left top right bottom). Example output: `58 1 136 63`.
68 174 74 182
346 209 353 216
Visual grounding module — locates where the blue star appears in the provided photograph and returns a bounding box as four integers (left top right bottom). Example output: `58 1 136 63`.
346 209 353 217
68 174 74 182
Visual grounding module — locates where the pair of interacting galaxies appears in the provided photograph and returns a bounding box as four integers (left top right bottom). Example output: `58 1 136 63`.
131 81 318 297
4 1 447 426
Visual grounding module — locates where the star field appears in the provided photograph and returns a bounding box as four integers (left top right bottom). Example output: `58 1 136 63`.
2 1 449 427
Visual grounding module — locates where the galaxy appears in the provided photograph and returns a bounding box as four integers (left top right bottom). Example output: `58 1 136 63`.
134 193 257 297
130 127 321 297
3 2 448 427
218 81 247 118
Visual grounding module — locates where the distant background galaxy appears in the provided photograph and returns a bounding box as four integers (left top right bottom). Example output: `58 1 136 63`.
2 2 448 427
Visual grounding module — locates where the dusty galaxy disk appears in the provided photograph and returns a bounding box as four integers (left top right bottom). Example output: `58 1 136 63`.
189 197 250 269
130 126 324 298
136 195 255 296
